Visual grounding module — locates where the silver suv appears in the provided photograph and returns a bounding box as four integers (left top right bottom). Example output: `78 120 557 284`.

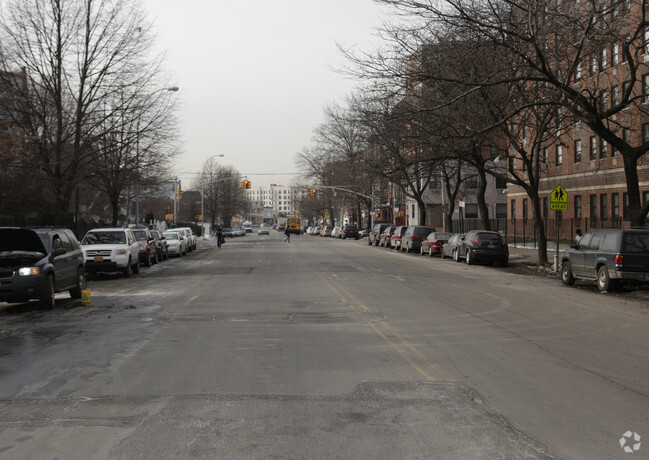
561 229 649 292
81 228 140 278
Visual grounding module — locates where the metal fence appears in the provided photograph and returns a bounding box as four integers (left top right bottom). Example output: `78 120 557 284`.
451 216 635 247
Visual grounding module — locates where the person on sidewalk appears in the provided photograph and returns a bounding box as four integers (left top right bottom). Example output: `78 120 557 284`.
575 228 583 244
284 226 291 243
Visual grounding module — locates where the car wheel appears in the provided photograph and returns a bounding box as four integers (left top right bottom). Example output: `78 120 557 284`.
453 249 459 262
123 259 131 277
597 265 612 292
420 246 424 255
40 274 55 309
69 268 86 299
561 261 575 285
466 249 474 265
429 247 434 257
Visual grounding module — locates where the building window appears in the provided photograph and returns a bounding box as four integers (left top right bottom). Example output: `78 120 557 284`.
490 146 498 159
542 147 549 166
612 42 620 66
510 200 516 223
644 191 649 206
556 143 563 165
600 47 608 70
575 62 582 82
574 195 582 219
590 52 597 74
612 85 619 106
466 175 478 189
600 138 608 158
600 194 608 220
522 198 528 222
590 194 597 221
429 174 442 189
574 139 582 163
509 156 516 171
600 90 608 111
496 203 507 218
623 193 629 219
644 74 649 103
590 136 597 160
612 193 620 220
465 203 478 218
495 176 507 189
644 123 649 143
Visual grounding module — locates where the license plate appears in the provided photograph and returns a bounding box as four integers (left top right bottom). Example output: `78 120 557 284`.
94 257 104 262
488 244 495 248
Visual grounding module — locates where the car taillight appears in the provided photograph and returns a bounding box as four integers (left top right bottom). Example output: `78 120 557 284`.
615 254 623 268
472 239 479 245
411 235 420 239
503 241 508 248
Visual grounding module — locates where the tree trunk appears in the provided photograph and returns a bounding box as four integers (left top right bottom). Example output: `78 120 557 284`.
417 197 427 225
622 154 646 227
477 167 490 231
531 195 548 264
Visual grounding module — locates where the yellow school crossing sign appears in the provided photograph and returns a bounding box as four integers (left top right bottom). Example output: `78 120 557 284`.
550 184 568 210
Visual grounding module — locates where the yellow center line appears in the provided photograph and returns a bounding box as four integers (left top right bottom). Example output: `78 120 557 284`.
369 322 437 382
295 244 447 382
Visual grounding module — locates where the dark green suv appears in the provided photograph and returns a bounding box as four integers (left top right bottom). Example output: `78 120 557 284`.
560 229 649 292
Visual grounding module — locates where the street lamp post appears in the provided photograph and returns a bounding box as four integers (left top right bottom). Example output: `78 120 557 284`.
135 86 179 225
200 154 225 237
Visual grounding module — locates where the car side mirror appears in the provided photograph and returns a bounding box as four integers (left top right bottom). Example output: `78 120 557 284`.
570 243 578 249
54 247 66 256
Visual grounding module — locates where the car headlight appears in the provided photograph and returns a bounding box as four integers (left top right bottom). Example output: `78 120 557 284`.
19 267 41 276
116 248 127 255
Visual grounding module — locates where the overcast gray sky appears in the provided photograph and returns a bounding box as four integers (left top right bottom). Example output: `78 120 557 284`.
142 0 389 189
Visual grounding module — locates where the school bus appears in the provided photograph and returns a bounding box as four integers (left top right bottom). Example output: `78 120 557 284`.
286 216 301 234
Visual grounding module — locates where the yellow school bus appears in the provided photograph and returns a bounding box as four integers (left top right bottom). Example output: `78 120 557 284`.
286 216 301 234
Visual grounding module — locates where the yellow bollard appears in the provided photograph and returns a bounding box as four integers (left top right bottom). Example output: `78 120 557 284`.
81 289 91 306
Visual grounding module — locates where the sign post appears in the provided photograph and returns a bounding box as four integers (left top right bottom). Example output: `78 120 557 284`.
550 185 569 272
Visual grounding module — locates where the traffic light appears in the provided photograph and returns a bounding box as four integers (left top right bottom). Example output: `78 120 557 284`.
309 189 317 197
245 180 251 189
241 180 251 189
177 188 182 198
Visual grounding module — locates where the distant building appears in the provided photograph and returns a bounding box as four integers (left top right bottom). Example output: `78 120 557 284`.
244 184 307 223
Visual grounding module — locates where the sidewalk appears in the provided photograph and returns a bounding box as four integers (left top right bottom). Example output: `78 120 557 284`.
507 243 567 266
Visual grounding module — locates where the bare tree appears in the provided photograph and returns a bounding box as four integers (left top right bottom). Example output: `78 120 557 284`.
374 0 649 227
0 0 177 225
199 164 249 227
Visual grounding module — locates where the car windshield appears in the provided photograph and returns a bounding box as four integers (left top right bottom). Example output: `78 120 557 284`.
133 231 148 241
163 233 179 240
477 233 501 242
82 231 126 245
433 233 452 240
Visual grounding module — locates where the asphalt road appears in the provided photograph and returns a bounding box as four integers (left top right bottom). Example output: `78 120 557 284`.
0 231 647 459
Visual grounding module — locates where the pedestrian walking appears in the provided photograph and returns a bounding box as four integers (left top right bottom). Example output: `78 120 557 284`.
216 225 223 248
284 226 291 243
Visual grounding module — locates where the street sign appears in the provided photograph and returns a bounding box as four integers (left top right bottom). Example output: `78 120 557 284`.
550 184 568 210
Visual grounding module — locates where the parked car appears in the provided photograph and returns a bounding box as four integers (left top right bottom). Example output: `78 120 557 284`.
132 228 158 267
150 229 169 261
358 229 368 238
321 225 334 237
379 226 397 247
341 225 360 240
81 227 140 277
389 226 407 249
232 227 244 237
163 231 187 256
178 227 197 250
221 227 234 238
258 226 270 235
331 227 341 238
441 233 464 259
0 227 86 309
421 232 453 256
368 223 389 246
561 228 649 292
455 230 509 266
312 226 321 235
401 226 436 253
